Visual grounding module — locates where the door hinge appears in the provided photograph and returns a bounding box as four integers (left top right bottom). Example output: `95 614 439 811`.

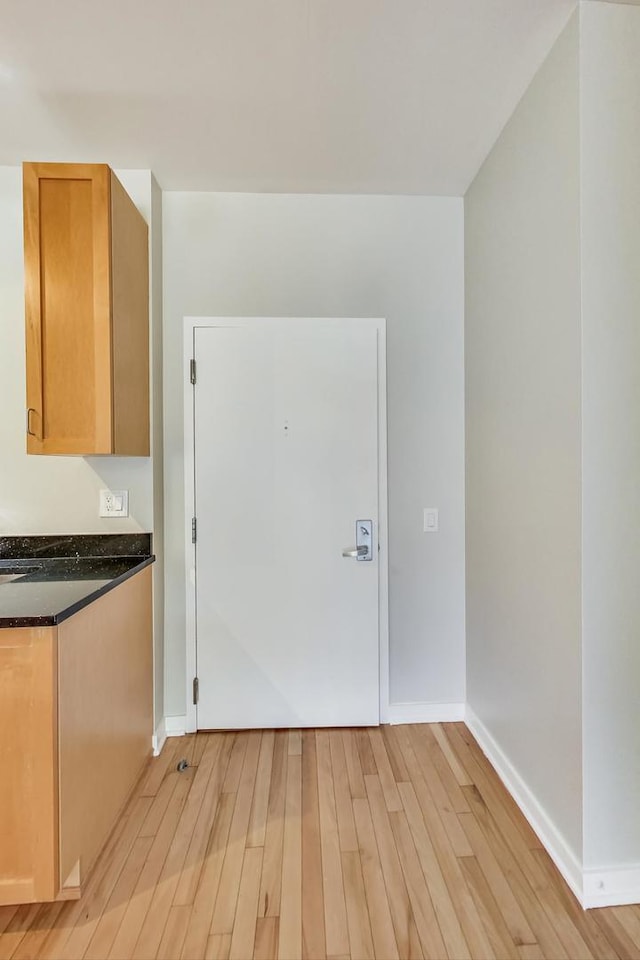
191 517 197 543
193 677 199 705
190 358 196 384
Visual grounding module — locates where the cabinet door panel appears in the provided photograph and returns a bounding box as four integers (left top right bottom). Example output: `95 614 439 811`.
0 628 58 905
23 163 112 454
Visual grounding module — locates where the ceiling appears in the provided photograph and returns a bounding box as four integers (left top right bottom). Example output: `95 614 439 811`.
0 0 577 194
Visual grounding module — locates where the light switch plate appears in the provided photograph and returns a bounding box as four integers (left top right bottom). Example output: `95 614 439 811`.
99 489 129 518
423 507 439 532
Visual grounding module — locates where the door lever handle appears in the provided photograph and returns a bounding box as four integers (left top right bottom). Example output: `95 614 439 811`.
342 545 369 559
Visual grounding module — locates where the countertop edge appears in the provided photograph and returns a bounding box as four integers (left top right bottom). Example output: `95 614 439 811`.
0 555 155 629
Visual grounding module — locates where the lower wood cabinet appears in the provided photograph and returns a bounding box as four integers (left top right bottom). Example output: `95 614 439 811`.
0 568 152 905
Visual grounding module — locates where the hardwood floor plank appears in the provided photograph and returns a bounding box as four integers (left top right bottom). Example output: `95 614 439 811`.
421 724 471 814
108 768 195 959
12 903 63 960
174 733 235 906
459 810 537 948
381 725 410 784
367 729 403 813
408 725 472 857
211 732 262 935
397 780 471 959
157 904 191 960
459 855 520 960
248 731 275 848
192 734 209 766
389 808 448 959
134 741 230 959
316 730 350 958
302 731 327 960
139 738 178 797
180 791 236 960
343 730 367 800
258 730 288 919
391 725 495 960
330 730 359 853
0 909 18 940
229 847 263 960
279 754 303 960
254 918 279 960
139 769 180 838
342 850 375 960
431 723 473 787
591 912 640 960
222 733 247 794
84 835 154 960
531 849 618 960
518 945 545 959
613 907 640 952
356 729 377 777
458 780 581 960
449 725 542 852
1 725 639 960
364 774 423 959
352 797 399 960
0 903 40 960
10 901 64 960
37 794 152 960
205 933 232 960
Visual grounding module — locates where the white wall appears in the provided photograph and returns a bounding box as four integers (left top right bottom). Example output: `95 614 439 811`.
0 165 164 723
465 11 583 863
580 0 640 872
162 192 465 718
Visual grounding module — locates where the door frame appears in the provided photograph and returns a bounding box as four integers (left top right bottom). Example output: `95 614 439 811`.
183 316 389 733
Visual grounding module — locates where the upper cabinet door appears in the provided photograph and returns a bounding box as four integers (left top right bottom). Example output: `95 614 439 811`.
23 163 150 456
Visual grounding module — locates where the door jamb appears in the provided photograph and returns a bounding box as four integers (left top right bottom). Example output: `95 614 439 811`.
183 316 389 733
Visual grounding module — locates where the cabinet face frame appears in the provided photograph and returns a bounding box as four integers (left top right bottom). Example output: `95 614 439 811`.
23 161 152 456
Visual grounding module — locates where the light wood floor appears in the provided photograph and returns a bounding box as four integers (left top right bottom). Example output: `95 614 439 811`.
2 724 640 960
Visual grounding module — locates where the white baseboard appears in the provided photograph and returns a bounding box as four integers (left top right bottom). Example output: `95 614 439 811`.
465 706 584 905
151 719 167 757
165 715 187 738
388 701 465 725
583 866 640 908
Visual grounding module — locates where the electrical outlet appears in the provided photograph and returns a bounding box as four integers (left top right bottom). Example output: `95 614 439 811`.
99 489 129 518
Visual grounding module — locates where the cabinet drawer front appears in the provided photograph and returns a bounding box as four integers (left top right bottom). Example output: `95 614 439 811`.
23 163 113 454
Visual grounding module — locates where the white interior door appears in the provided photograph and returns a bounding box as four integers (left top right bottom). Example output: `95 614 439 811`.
192 318 384 730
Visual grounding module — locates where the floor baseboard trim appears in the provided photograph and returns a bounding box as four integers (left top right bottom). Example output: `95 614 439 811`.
151 719 167 757
583 866 640 908
388 701 465 725
165 715 187 738
465 706 584 905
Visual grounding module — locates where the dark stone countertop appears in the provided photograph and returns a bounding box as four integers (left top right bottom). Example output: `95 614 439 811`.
0 534 154 628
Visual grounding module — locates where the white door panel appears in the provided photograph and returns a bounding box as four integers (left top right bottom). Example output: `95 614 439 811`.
193 319 382 729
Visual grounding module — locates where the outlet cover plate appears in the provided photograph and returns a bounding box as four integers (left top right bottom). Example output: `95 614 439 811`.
99 489 129 518
423 507 439 532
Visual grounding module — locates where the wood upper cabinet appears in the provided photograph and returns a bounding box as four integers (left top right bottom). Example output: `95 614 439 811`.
23 162 150 455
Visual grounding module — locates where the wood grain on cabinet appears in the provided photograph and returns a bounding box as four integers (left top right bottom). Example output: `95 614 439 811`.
58 566 153 887
0 627 58 904
110 171 151 456
23 162 149 456
0 569 152 906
